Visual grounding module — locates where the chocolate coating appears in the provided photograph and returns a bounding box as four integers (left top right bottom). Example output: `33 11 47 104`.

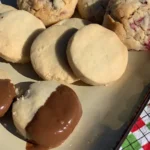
0 79 16 117
26 85 82 149
26 143 47 150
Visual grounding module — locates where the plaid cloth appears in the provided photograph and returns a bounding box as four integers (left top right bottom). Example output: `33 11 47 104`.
120 101 150 150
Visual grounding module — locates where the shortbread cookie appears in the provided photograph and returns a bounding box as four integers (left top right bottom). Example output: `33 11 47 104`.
67 24 128 85
56 18 91 29
12 81 82 149
31 25 78 83
0 4 16 14
78 0 110 24
0 10 45 63
17 0 78 26
103 0 150 51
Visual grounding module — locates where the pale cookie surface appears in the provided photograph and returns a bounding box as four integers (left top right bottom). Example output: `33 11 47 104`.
12 81 61 138
103 0 150 51
0 10 45 63
0 4 17 14
78 0 110 24
17 0 78 26
67 24 128 85
31 25 78 83
56 18 91 29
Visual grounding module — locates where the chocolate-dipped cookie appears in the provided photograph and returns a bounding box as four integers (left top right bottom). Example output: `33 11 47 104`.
12 81 82 149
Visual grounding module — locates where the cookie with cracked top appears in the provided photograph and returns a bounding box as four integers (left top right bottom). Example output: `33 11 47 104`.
103 0 150 51
17 0 78 26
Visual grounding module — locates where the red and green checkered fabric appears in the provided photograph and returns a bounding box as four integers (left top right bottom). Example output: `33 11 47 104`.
120 101 150 150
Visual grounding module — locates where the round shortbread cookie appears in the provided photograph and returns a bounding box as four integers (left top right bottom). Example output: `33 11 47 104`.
0 4 17 14
67 24 128 85
31 25 78 83
17 0 78 26
0 10 45 63
55 18 91 29
103 0 150 51
77 0 110 24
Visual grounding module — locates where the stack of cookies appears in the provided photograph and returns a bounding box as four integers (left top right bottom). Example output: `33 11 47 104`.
0 2 129 85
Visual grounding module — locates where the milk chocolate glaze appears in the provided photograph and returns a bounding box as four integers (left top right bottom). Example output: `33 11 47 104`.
26 85 82 150
26 143 47 150
0 79 16 117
